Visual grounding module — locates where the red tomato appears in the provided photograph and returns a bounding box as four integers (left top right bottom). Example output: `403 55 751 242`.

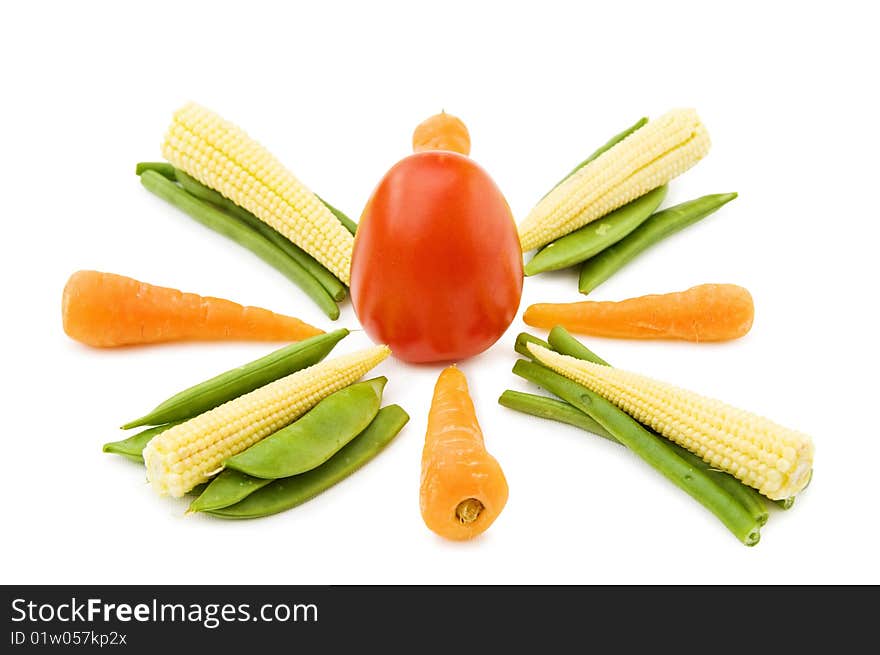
350 151 523 363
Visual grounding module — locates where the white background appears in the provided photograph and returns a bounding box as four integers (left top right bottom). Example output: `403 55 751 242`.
2 0 878 584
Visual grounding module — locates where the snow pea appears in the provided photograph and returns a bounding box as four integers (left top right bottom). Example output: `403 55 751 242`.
140 170 340 319
578 192 738 294
174 170 347 302
225 377 387 479
205 405 409 519
188 470 272 513
103 422 180 462
525 185 667 275
122 329 349 429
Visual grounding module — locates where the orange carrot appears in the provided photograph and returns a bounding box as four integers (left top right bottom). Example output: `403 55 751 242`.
412 111 471 156
523 283 754 342
62 270 323 348
420 366 508 540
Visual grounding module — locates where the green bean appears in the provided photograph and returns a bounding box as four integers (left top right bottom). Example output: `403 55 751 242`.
140 170 339 319
514 332 552 360
668 444 768 526
174 170 347 302
502 386 769 526
121 329 349 429
206 405 409 519
578 192 738 294
512 359 761 545
546 326 609 366
542 117 648 200
498 390 616 443
316 194 358 235
526 186 667 276
188 470 272 513
135 161 176 180
543 326 767 524
103 423 180 462
225 377 386 479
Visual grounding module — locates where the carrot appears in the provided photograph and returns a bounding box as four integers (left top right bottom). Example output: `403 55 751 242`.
420 366 508 540
523 283 754 342
412 111 471 156
62 270 323 348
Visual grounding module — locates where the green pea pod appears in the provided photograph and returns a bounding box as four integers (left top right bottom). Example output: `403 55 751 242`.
121 329 349 429
525 185 667 275
174 170 347 303
578 192 738 294
188 470 273 513
103 423 180 462
225 377 387 479
206 404 409 519
542 117 648 199
139 170 340 319
187 483 209 498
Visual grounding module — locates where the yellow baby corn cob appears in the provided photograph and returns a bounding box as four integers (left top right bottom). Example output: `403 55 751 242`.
528 344 813 500
162 103 354 284
518 109 711 251
143 345 390 497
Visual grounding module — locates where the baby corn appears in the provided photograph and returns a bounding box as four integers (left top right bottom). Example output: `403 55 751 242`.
519 109 710 251
528 344 813 500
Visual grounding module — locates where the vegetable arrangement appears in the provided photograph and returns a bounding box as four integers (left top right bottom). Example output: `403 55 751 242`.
527 340 813 500
520 112 737 295
135 102 359 320
164 103 354 284
62 101 813 546
104 331 407 518
500 327 812 545
143 344 390 497
518 109 710 252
